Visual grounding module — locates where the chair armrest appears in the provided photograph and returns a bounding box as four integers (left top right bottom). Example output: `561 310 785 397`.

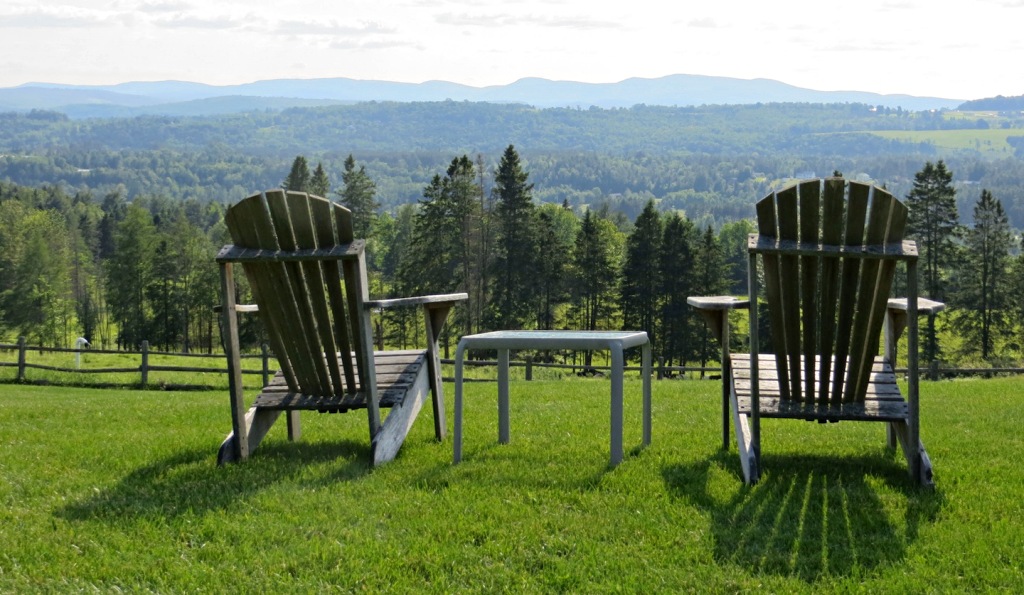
365 293 469 310
887 298 945 316
687 296 749 345
213 304 260 313
686 296 750 311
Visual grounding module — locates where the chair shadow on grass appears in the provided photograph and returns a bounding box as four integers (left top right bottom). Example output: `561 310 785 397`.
662 450 944 582
58 439 372 523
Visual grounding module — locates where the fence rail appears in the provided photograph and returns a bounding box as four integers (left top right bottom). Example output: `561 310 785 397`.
1 336 1018 389
1 337 272 388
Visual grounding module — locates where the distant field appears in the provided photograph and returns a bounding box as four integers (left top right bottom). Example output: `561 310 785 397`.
870 128 1020 157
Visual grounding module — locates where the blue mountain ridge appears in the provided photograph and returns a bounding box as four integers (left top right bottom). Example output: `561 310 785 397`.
1 74 965 117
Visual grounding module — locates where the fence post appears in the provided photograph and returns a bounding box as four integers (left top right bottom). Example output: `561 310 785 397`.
262 343 270 387
16 336 27 382
525 355 533 381
140 340 149 388
657 356 665 380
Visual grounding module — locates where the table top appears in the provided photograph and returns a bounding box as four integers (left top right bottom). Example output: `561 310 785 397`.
458 330 649 351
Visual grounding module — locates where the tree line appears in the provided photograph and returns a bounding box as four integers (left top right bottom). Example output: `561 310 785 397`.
2 151 1024 369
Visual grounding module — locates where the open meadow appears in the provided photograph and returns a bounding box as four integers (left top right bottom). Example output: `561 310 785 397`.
0 377 1022 591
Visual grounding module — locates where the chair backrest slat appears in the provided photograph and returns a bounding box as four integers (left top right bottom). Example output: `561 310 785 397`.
798 180 821 401
817 178 846 402
757 194 791 400
755 179 907 405
225 191 363 397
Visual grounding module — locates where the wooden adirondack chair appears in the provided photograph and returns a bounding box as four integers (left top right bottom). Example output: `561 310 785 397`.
216 190 466 466
689 178 943 486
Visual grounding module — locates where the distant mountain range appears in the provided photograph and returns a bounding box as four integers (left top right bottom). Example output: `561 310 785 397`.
0 74 966 118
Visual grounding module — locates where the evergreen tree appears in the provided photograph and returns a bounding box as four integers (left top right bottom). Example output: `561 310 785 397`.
570 211 620 335
954 190 1012 360
400 156 480 337
338 154 379 239
534 203 578 330
658 213 698 367
906 160 959 302
4 210 75 346
106 203 156 349
620 200 662 344
282 155 311 192
692 226 730 375
310 162 330 197
489 145 539 330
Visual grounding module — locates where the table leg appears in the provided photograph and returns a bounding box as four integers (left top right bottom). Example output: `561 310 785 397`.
610 346 624 466
642 341 652 447
498 348 510 444
453 341 465 464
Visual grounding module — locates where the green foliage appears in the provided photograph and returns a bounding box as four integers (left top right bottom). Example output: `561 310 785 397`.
569 211 622 335
907 160 960 303
620 201 663 343
309 161 330 197
281 155 310 192
337 154 378 239
490 146 540 330
953 190 1013 360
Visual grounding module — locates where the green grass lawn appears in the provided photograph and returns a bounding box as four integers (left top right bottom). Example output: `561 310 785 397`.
0 377 1022 591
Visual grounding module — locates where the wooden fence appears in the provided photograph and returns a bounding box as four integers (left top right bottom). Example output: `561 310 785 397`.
0 336 1014 389
0 337 273 388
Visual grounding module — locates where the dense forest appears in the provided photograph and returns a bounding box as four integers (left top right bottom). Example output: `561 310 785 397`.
2 101 1024 367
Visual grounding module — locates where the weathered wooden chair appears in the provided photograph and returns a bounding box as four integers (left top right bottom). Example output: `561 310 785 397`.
689 178 943 486
216 190 466 466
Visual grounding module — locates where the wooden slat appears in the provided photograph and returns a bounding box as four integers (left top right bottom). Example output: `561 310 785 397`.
847 188 895 401
817 178 845 402
798 179 820 402
830 183 869 402
730 353 908 421
253 350 428 413
266 191 329 395
226 194 302 391
747 237 917 259
734 396 908 422
311 199 358 395
755 196 790 401
776 186 803 400
215 242 362 263
290 193 345 398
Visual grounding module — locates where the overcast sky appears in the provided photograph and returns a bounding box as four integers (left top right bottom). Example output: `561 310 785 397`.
1 0 1021 100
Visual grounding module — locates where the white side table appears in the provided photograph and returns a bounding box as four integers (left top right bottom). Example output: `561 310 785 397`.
453 330 652 467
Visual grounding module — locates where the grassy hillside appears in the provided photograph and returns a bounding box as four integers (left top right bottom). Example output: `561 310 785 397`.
0 378 1021 591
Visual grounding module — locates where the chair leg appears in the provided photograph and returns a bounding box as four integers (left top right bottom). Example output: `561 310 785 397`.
217 407 282 465
287 411 302 441
889 420 934 486
730 391 759 484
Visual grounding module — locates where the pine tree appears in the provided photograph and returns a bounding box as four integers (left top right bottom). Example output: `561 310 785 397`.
693 226 730 375
620 200 662 344
309 162 330 197
906 160 960 301
400 156 480 336
570 210 621 367
534 203 577 330
658 213 698 367
955 189 1012 360
490 145 539 330
337 154 379 239
106 203 156 349
282 155 310 192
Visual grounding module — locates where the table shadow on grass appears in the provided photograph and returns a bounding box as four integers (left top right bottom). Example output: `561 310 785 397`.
662 451 944 582
57 439 372 523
